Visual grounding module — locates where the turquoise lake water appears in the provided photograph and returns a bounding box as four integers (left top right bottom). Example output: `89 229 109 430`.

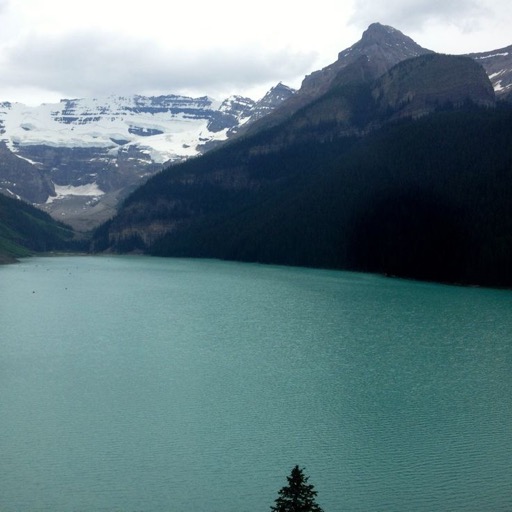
1 256 511 511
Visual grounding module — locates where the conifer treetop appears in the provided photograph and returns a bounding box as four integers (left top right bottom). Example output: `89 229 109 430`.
270 465 324 512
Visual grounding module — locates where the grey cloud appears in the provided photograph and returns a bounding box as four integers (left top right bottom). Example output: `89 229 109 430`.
350 0 488 32
2 31 316 99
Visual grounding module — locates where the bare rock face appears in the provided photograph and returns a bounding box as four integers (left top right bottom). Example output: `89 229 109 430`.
249 83 296 121
0 141 54 203
373 54 496 119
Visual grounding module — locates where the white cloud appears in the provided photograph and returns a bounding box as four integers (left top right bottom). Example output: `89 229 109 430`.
1 30 316 101
349 0 512 53
0 0 511 104
350 0 485 31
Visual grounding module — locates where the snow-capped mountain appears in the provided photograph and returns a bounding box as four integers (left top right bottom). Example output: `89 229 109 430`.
467 46 512 98
0 94 250 170
0 88 293 230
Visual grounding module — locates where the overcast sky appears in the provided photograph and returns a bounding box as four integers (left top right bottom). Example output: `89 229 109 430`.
0 0 511 105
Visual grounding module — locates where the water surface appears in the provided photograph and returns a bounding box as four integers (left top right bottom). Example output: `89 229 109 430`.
1 256 511 511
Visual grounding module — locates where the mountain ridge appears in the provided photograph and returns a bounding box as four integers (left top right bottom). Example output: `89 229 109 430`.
90 38 510 286
0 85 294 230
239 22 512 140
237 23 434 137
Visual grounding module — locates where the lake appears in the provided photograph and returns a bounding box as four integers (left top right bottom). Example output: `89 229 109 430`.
1 256 511 511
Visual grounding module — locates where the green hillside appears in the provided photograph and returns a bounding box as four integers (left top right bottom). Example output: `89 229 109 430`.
0 193 78 262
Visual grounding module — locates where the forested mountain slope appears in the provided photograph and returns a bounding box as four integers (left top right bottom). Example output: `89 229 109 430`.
89 35 512 288
92 100 512 287
0 194 77 262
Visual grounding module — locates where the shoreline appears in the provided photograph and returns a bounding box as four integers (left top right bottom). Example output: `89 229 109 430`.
0 254 19 265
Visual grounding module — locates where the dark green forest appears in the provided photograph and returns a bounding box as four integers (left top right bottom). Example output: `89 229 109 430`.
94 102 512 288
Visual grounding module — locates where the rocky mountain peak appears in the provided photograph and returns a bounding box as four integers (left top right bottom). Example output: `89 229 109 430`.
300 23 432 100
359 22 398 44
249 82 296 121
242 23 434 136
265 82 296 99
336 23 432 71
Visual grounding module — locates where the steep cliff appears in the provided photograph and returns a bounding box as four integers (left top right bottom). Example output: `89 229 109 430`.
372 54 495 119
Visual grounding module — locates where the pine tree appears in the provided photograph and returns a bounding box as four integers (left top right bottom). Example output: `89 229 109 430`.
270 465 324 512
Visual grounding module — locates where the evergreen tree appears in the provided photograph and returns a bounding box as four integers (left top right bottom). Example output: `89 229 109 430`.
271 465 324 512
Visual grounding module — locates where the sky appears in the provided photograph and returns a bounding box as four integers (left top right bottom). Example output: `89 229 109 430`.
0 0 511 105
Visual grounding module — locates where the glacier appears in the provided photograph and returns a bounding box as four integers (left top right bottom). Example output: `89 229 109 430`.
0 85 296 231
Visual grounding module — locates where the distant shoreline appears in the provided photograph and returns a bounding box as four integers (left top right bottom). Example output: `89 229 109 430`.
0 251 91 265
0 254 18 265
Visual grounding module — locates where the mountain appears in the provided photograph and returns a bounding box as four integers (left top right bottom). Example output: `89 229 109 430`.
1 22 509 235
0 87 293 230
91 24 512 287
240 22 508 138
92 104 512 288
237 53 494 151
304 22 433 94
240 23 433 136
467 45 512 100
0 141 54 203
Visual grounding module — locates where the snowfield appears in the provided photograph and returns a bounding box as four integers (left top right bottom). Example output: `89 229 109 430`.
1 95 237 164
